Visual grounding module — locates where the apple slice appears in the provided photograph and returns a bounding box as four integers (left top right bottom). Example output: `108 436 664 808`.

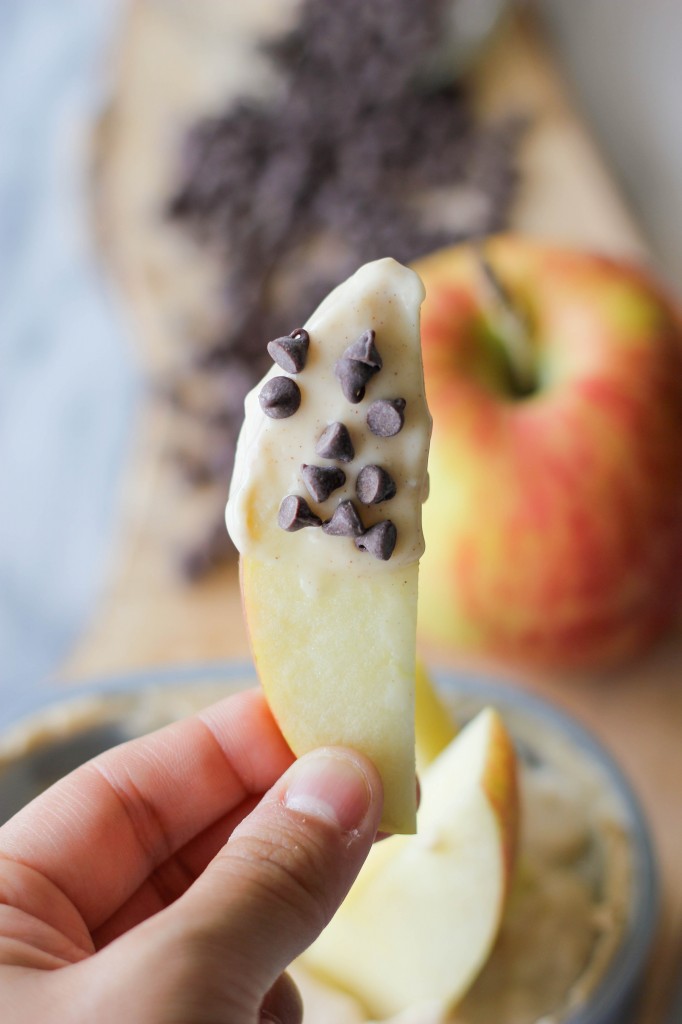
242 558 419 834
301 707 519 1020
227 259 432 834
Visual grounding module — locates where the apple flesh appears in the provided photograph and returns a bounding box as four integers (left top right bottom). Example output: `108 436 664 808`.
243 569 452 833
242 557 418 834
414 237 682 669
301 707 519 1019
414 659 458 773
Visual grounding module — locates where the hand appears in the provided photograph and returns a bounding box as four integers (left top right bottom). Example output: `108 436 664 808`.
0 688 383 1023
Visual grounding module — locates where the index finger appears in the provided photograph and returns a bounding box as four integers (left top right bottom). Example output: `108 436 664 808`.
0 688 294 931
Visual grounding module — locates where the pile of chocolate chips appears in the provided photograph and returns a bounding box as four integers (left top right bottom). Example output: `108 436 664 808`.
166 0 522 579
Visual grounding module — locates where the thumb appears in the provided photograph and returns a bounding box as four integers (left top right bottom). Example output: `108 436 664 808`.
151 747 382 1016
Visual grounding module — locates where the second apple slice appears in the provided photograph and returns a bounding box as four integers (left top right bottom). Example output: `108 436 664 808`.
301 707 520 1019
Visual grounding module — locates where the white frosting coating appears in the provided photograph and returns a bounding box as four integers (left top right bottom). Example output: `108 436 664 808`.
226 258 431 573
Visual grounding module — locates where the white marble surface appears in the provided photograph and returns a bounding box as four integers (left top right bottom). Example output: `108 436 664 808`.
0 0 139 692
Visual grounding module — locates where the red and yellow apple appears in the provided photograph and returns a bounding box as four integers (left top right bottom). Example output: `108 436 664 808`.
414 237 682 669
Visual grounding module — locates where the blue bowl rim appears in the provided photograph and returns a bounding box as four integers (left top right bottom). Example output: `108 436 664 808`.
0 660 659 1024
431 670 659 1024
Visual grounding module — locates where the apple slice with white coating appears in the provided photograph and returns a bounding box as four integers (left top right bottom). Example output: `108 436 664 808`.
227 258 432 834
301 707 520 1019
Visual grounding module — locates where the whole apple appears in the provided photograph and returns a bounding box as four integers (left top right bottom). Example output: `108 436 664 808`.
414 237 682 669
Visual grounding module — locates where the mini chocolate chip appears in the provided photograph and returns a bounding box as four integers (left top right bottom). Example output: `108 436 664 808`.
267 328 310 374
315 421 355 463
301 464 346 502
356 465 397 504
355 520 397 560
259 376 301 418
342 329 382 370
366 398 406 436
278 495 322 531
334 357 375 404
323 499 365 537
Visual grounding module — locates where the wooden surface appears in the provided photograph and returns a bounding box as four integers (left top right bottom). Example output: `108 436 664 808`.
63 12 679 1023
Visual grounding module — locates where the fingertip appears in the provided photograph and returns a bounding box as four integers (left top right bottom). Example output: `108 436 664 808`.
260 971 303 1024
283 748 383 835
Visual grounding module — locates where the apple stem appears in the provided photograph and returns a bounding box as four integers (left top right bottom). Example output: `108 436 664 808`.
474 245 535 397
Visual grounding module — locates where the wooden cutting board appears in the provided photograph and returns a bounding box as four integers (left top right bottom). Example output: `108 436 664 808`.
65 9 678 1022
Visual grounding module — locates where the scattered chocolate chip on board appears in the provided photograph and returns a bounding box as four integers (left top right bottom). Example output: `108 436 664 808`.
162 0 521 578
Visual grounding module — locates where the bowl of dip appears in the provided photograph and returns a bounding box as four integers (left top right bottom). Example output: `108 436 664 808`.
0 663 658 1024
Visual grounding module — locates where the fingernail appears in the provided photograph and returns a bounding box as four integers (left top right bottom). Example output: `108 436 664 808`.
284 750 373 832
